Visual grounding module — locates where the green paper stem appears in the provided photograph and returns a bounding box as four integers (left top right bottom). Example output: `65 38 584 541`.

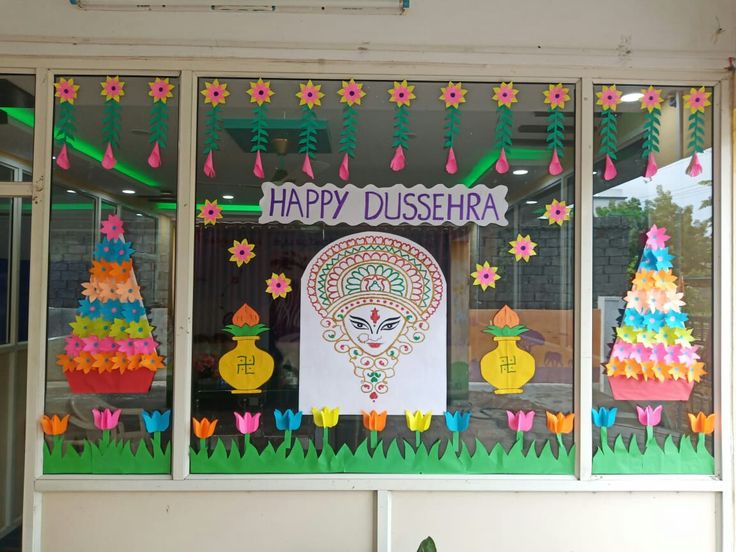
556 434 564 449
698 432 705 449
598 109 618 158
203 105 222 155
53 435 63 454
444 107 461 149
244 433 251 451
452 431 459 453
101 429 111 449
199 437 206 453
545 108 565 155
322 427 329 448
516 430 524 443
688 111 705 154
56 102 76 144
339 104 358 157
645 425 654 445
298 105 318 158
415 431 421 449
152 431 161 452
600 426 608 448
251 104 269 153
284 429 292 450
102 100 121 150
370 430 377 450
392 104 410 149
642 108 661 157
494 104 513 150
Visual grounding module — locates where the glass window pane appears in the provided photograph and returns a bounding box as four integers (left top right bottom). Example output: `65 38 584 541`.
0 75 35 181
17 198 30 342
592 85 714 474
44 75 178 474
0 199 10 344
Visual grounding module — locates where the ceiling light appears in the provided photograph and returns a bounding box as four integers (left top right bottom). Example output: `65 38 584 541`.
222 194 234 200
592 171 598 175
621 92 644 103
122 189 136 194
525 200 538 205
66 189 76 194
136 213 143 217
512 169 529 176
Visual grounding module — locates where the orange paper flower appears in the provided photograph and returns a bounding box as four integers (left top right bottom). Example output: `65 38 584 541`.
545 411 574 434
688 412 715 434
362 410 388 432
41 414 69 436
192 417 218 439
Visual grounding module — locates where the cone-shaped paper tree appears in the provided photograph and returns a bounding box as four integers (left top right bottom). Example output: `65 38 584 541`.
56 214 165 394
604 224 705 401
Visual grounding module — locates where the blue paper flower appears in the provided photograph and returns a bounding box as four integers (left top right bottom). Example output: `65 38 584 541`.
621 308 643 328
78 298 102 319
638 250 658 271
642 311 665 332
274 409 302 431
591 407 617 428
444 410 471 432
100 299 124 321
664 311 688 329
141 410 171 433
94 240 117 262
654 247 674 270
108 240 134 262
122 301 146 322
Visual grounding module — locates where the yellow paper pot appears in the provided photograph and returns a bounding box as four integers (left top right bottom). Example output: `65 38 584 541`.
218 336 274 394
480 335 535 395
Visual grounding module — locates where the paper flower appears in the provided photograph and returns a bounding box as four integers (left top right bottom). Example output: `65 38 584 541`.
265 272 292 299
544 199 570 226
388 80 416 107
247 78 274 178
387 80 414 172
228 239 256 267
492 82 518 107
247 78 274 106
234 411 261 434
100 76 125 102
597 85 621 181
544 84 569 175
92 408 122 431
312 407 340 428
147 78 175 169
99 215 124 242
192 417 218 439
636 405 662 427
492 82 517 173
274 409 303 431
638 86 664 178
148 77 174 103
362 410 388 432
99 77 125 170
596 85 622 111
336 79 365 181
444 410 470 432
55 77 79 104
684 86 712 114
506 410 535 432
440 81 466 174
54 78 79 170
543 83 570 110
688 412 715 434
201 79 229 107
197 199 222 225
591 407 617 428
201 80 229 177
141 410 171 433
41 414 69 436
296 81 323 178
296 80 324 109
405 410 432 432
684 87 710 177
508 234 537 262
640 85 663 113
471 261 500 290
439 81 467 108
645 225 669 250
545 411 574 434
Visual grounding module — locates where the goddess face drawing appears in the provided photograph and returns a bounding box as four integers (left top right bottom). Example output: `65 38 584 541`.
305 233 444 401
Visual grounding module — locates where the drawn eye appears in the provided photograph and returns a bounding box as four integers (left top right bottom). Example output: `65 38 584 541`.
380 321 399 331
349 317 369 330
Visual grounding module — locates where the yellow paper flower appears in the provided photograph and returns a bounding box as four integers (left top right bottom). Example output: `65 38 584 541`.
296 80 324 109
405 410 432 432
109 318 129 339
388 80 416 107
640 85 663 113
492 82 518 107
100 76 125 102
148 77 175 104
596 85 622 111
508 234 537 262
126 317 153 339
439 81 467 109
55 78 79 105
201 79 230 107
683 86 711 114
543 84 570 110
247 78 274 106
265 272 292 299
228 239 256 267
312 407 340 428
470 261 500 291
337 79 366 107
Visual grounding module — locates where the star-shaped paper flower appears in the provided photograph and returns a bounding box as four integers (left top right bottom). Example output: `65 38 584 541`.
101 214 125 241
296 80 324 109
640 86 663 113
247 78 275 106
624 290 645 311
683 86 712 114
388 80 416 107
265 272 292 299
197 199 222 226
645 225 670 249
228 239 256 267
492 82 518 107
337 79 366 107
653 270 677 291
148 77 174 103
543 84 570 110
544 199 570 226
508 234 537 262
439 81 467 108
653 248 674 270
636 330 658 348
100 76 125 102
201 79 230 107
632 269 655 290
470 261 500 290
665 311 689 329
55 77 79 104
663 290 685 312
596 85 622 111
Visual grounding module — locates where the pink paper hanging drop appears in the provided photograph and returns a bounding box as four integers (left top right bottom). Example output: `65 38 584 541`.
302 154 314 179
102 143 117 170
203 151 216 178
147 142 162 169
644 152 657 178
495 148 509 174
445 147 458 175
253 151 265 179
603 154 617 181
390 145 406 172
548 149 563 176
339 153 350 182
686 153 702 177
56 143 70 170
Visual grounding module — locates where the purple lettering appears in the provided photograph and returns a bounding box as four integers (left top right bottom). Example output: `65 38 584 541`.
305 188 319 217
446 192 464 221
482 192 499 222
287 187 304 218
320 190 333 219
364 191 383 221
467 192 481 220
403 192 418 220
333 189 349 218
416 193 431 221
268 185 287 218
432 193 444 221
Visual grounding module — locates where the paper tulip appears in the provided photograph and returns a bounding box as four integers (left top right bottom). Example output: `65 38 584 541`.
506 410 535 445
636 404 662 444
192 417 218 439
92 408 121 431
405 410 432 448
234 411 260 450
274 409 302 449
688 412 715 435
312 407 340 448
591 407 617 449
444 410 470 452
362 410 388 449
545 411 574 449
41 414 69 436
141 410 171 433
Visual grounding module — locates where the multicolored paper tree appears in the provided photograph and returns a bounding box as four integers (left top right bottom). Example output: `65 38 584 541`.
247 78 275 179
337 79 366 182
439 81 467 175
53 77 79 170
100 76 125 170
640 86 663 178
201 79 230 178
596 84 622 181
56 214 165 394
491 82 518 174
296 80 325 179
543 84 570 176
683 86 712 177
147 77 175 169
388 80 415 172
604 224 706 401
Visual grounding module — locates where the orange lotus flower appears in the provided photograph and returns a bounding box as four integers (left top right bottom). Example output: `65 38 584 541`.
192 417 218 439
492 304 520 327
41 414 69 436
362 410 388 432
545 411 574 434
233 303 259 326
688 412 715 434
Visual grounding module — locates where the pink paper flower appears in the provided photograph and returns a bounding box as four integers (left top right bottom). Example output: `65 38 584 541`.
645 225 670 250
65 335 84 356
201 79 230 107
388 80 416 107
611 341 632 360
100 76 125 102
98 337 117 352
117 338 138 355
234 411 261 435
203 151 216 178
686 153 703 177
439 81 467 108
548 149 563 176
603 154 617 180
265 272 292 299
640 86 663 113
506 410 535 432
134 336 159 355
92 408 122 430
338 79 366 107
636 405 662 427
198 199 222 226
82 335 102 354
445 147 458 174
253 150 265 178
596 85 622 111
148 77 174 104
543 84 570 110
228 239 256 267
339 153 350 181
302 154 314 179
495 147 509 173
544 199 570 226
471 261 500 291
296 80 324 109
147 142 162 169
644 152 657 178
390 145 406 172
683 86 711 114
101 214 125 241
102 143 116 170
55 77 79 104
56 143 71 170
247 78 274 106
492 82 518 107
508 234 537 262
